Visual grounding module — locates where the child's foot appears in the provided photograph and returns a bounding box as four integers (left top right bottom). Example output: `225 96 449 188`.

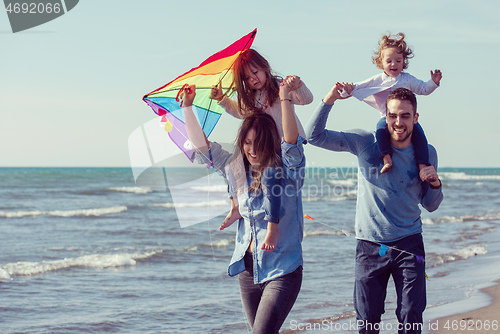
261 222 279 252
380 154 393 173
220 207 242 230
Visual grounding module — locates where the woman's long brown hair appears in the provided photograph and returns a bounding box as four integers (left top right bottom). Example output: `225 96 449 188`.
236 113 281 192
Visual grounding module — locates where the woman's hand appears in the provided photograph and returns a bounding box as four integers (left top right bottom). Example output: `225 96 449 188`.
283 75 302 92
181 84 196 107
279 80 291 101
280 80 297 144
181 84 210 152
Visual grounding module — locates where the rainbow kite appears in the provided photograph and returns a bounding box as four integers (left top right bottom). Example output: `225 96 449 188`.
143 29 257 161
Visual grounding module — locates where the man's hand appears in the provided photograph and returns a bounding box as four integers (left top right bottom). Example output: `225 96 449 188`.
419 165 440 187
323 82 353 105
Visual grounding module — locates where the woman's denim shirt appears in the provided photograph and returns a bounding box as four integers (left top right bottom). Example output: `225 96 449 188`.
198 137 306 283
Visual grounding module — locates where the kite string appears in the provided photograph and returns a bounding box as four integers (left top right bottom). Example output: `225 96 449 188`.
202 30 256 130
216 29 256 86
161 112 230 284
161 113 227 178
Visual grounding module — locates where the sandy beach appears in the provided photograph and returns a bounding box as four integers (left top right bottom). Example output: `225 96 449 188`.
429 280 500 334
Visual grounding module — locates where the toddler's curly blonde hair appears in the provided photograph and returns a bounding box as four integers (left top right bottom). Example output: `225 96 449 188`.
372 32 414 70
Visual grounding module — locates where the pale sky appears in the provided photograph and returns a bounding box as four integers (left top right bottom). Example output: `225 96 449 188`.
1 0 499 167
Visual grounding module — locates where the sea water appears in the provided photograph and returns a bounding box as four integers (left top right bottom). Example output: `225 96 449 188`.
1 167 499 333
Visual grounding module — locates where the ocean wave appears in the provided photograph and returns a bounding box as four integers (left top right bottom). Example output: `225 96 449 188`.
424 212 500 224
303 189 357 202
292 310 356 330
304 230 351 237
152 200 228 209
440 172 500 181
303 196 350 202
190 185 228 193
428 244 488 268
422 218 434 225
325 179 358 186
303 185 357 196
180 238 234 252
0 268 11 281
0 206 128 219
200 238 234 248
183 246 198 252
108 186 152 194
0 250 160 279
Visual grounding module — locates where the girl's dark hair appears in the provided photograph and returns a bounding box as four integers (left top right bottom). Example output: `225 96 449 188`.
372 32 414 70
236 113 281 192
231 49 281 116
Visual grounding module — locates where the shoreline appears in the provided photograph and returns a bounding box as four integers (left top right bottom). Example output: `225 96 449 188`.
428 280 500 334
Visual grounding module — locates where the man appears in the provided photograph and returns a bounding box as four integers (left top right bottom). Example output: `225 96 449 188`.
306 85 443 334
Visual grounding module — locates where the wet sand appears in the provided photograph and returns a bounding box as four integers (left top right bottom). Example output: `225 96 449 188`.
429 280 500 334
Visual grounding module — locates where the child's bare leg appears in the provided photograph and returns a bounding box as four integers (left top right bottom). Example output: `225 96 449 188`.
261 222 279 252
380 154 393 173
220 199 242 230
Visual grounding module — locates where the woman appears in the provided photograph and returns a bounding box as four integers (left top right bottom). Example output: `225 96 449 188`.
181 81 305 333
211 49 313 238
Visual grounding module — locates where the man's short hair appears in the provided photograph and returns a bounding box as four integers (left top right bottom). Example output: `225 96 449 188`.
386 88 417 114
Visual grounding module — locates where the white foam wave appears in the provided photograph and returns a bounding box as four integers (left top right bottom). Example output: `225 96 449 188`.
0 206 128 219
0 268 11 280
422 218 434 225
429 244 488 267
303 184 358 199
1 251 160 277
303 196 350 202
429 212 500 224
440 172 500 181
108 186 152 194
180 238 233 252
152 200 228 209
0 210 44 218
190 185 228 192
455 244 488 258
202 238 233 248
48 246 80 252
325 179 358 186
304 230 350 237
344 189 359 196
